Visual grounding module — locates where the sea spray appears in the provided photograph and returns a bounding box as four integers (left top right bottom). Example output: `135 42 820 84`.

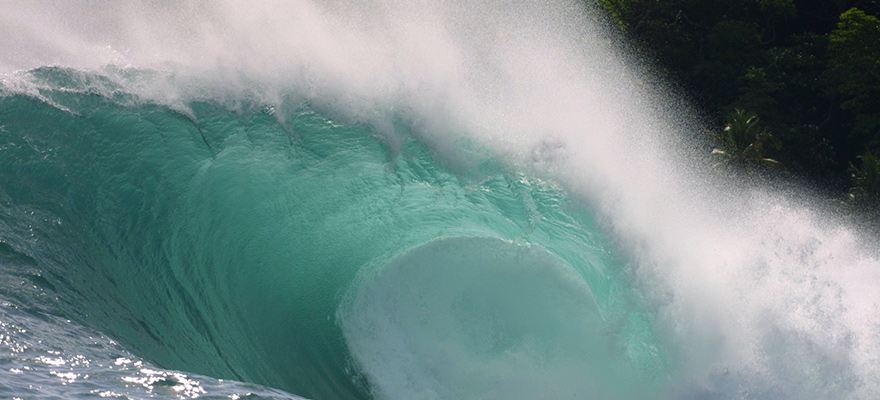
1 1 879 399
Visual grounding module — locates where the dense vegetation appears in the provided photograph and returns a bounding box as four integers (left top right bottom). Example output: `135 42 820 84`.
595 0 880 212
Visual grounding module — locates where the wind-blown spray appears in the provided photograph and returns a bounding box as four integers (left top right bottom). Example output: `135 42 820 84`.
1 1 878 399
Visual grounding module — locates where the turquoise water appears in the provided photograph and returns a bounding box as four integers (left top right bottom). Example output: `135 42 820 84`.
0 67 662 399
3 1 880 398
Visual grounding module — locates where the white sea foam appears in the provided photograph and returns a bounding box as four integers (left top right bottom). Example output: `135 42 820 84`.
3 1 879 398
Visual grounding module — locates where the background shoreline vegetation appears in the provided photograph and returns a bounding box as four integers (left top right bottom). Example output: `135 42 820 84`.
594 0 880 218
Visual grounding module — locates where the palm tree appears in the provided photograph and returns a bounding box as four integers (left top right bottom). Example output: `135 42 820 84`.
708 109 787 173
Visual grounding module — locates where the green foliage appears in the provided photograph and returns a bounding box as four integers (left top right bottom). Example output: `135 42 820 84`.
849 150 880 209
709 109 787 172
594 0 633 30
756 0 796 17
732 32 840 182
592 1 879 177
592 0 880 215
828 8 880 110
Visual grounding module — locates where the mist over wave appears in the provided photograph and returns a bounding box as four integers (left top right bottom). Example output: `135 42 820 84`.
1 1 879 399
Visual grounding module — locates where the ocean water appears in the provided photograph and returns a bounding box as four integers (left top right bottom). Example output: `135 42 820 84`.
1 1 879 400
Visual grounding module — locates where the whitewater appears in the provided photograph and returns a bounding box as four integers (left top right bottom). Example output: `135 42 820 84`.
1 1 879 399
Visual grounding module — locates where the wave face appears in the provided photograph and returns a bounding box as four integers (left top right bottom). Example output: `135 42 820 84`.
0 68 659 399
2 1 880 400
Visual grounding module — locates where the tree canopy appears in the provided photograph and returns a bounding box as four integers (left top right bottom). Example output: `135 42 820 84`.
595 0 880 209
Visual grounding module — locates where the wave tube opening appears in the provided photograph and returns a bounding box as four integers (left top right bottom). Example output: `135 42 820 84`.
1 1 880 400
339 236 655 400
